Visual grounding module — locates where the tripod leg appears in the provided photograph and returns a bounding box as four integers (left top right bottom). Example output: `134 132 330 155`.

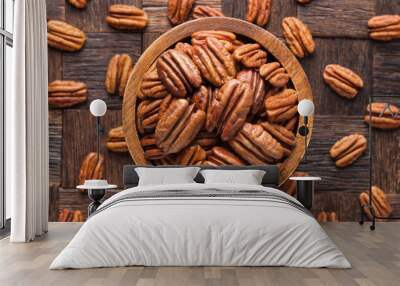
359 202 364 225
370 207 376 231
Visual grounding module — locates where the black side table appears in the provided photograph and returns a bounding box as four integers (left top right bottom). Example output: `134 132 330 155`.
77 180 117 216
289 177 322 210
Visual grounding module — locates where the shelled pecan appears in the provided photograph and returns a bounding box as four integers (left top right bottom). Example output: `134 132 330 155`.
229 123 286 164
260 62 290 88
364 103 400 130
264 88 298 123
168 0 195 25
105 54 134 96
155 99 206 155
136 95 172 134
323 64 363 99
47 20 86 52
175 42 194 58
368 15 400 41
192 37 236 87
106 126 128 152
204 146 244 166
260 121 296 156
236 70 266 115
329 134 367 168
282 17 315 58
152 156 176 166
140 135 165 160
177 145 207 165
316 212 338 223
193 132 219 150
191 31 241 52
140 65 170 99
246 0 272 26
359 186 392 219
68 0 88 9
157 49 202 97
78 152 104 188
48 80 87 108
285 116 298 132
192 5 224 19
58 209 84 222
206 79 253 141
296 0 312 4
106 4 148 30
233 43 267 68
281 171 308 196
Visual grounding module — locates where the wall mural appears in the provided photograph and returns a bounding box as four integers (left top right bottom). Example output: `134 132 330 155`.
47 0 400 223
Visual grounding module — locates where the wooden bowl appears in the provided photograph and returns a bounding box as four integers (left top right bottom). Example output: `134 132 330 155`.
123 17 313 185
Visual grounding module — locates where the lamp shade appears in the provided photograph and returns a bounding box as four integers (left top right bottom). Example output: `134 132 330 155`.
298 99 315 116
90 99 107 117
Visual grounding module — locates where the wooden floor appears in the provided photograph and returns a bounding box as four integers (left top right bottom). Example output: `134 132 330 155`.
0 222 399 286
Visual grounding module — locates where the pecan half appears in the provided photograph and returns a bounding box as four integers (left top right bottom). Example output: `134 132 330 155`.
157 49 202 97
329 134 367 168
140 135 165 160
177 145 207 165
105 54 134 96
364 103 400 130
192 37 236 87
68 0 88 9
137 95 172 134
175 42 194 58
78 152 104 188
155 99 206 155
264 88 298 123
140 64 170 99
193 131 219 150
229 123 286 164
323 64 363 99
168 0 195 25
316 212 338 223
282 17 315 58
359 186 392 219
47 20 86 52
193 5 224 19
296 0 312 4
246 0 272 26
191 30 241 52
204 146 244 166
260 62 290 88
48 80 87 108
260 121 296 156
206 79 253 141
233 43 267 68
106 4 148 30
236 70 266 115
106 126 128 152
368 15 400 41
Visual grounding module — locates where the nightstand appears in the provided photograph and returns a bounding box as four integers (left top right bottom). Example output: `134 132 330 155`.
289 177 322 210
77 180 117 216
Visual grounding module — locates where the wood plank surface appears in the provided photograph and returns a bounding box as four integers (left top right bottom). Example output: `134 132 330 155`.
265 0 297 37
49 110 62 184
376 0 400 14
49 184 60 222
46 0 65 21
143 7 173 33
222 0 247 20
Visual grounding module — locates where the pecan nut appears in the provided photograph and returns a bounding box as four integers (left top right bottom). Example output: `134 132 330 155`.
193 5 224 19
260 62 290 88
282 17 315 58
233 43 267 68
296 0 312 4
323 64 364 99
106 126 128 152
260 121 296 156
236 70 266 115
364 103 400 129
193 131 219 150
177 145 207 165
316 212 338 223
359 186 392 219
191 30 242 52
175 42 194 58
368 15 400 41
155 99 206 155
48 80 87 108
47 20 86 52
264 88 298 123
78 152 104 187
206 79 253 141
329 134 367 168
105 54 134 96
140 64 170 99
140 135 165 160
229 123 286 164
157 49 202 97
137 95 172 134
58 209 84 222
204 146 244 166
192 37 236 87
106 4 148 30
68 0 88 9
168 0 195 25
246 0 272 26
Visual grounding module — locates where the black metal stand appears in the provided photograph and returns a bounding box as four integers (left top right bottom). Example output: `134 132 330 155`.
296 180 314 210
88 189 106 216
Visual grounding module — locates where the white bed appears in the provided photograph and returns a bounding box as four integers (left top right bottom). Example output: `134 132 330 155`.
50 183 351 269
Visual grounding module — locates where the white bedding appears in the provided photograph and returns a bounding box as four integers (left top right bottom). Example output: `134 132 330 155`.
50 183 351 269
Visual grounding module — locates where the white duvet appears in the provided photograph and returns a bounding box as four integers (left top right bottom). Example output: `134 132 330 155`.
50 183 351 269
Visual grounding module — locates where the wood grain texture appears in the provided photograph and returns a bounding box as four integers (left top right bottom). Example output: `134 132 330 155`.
373 41 400 97
297 0 375 38
62 110 133 188
49 184 60 222
62 32 142 110
222 0 247 20
301 38 372 115
142 32 163 50
376 0 400 14
49 110 62 184
48 49 63 82
265 0 297 37
46 0 65 21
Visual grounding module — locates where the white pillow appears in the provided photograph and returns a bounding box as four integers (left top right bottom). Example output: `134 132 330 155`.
200 169 266 185
135 167 200 186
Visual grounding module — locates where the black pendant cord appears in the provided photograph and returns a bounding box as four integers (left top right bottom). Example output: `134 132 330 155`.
96 116 100 162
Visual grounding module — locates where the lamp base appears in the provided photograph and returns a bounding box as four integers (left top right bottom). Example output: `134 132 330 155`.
299 126 309 136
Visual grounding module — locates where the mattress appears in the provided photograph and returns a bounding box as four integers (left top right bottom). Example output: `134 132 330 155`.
50 183 351 269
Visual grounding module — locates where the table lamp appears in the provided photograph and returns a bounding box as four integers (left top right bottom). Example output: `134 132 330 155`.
89 99 107 160
298 99 315 162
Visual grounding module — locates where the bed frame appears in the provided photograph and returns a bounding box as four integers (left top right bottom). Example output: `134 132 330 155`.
123 165 280 189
